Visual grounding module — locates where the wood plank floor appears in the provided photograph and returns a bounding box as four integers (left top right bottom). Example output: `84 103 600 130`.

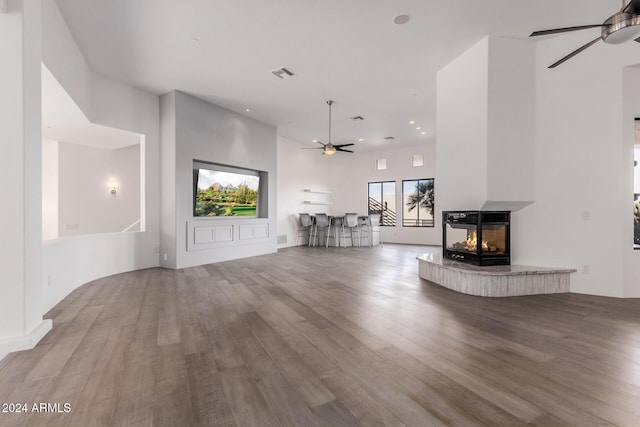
1 244 640 426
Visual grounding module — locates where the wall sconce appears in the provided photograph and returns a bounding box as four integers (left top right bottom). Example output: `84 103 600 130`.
110 182 118 195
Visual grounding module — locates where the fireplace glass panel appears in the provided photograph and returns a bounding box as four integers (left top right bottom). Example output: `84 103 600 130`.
481 225 507 255
445 224 478 254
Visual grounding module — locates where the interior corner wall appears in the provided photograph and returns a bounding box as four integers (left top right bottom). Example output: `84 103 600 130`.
436 37 489 211
40 0 161 314
159 91 177 267
162 91 277 269
517 31 640 297
0 0 44 346
327 143 439 245
276 135 331 248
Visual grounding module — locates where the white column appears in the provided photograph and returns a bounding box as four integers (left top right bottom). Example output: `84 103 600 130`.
0 0 50 360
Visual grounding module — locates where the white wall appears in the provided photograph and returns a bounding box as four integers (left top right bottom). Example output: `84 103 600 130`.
161 90 278 269
436 36 535 213
518 32 640 297
623 67 640 297
327 143 439 245
0 0 46 351
276 135 331 248
42 138 59 240
486 37 536 207
40 0 160 314
436 37 490 211
435 32 640 296
57 142 140 236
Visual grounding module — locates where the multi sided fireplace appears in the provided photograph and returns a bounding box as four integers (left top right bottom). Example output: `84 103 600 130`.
442 211 510 266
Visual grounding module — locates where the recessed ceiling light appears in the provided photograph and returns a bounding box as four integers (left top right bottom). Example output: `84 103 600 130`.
409 120 415 124
245 108 250 112
312 139 319 143
421 131 426 135
416 127 421 130
393 14 410 25
358 138 364 142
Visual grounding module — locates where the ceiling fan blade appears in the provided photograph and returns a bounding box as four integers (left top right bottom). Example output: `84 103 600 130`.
333 143 354 148
623 0 640 13
548 36 601 68
530 25 607 37
314 140 325 146
635 36 640 42
336 148 354 153
301 147 324 150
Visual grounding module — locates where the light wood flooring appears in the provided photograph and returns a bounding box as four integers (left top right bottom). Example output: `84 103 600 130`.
1 244 640 426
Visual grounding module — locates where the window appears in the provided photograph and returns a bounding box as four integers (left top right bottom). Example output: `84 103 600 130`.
411 154 424 167
368 181 396 226
402 179 435 227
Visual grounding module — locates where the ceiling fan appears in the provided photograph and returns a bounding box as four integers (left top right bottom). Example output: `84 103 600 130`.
302 100 354 155
531 0 640 68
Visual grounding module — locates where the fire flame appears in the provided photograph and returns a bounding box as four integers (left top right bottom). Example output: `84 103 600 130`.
465 231 489 251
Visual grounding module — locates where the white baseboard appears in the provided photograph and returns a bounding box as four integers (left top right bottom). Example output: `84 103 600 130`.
0 319 53 362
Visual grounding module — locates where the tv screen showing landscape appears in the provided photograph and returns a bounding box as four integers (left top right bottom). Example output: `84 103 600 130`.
194 168 259 217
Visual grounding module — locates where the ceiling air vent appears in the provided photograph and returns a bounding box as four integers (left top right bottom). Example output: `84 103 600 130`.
350 116 364 121
384 136 395 140
271 67 295 79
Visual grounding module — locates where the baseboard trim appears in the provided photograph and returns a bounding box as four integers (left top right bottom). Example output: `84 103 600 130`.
0 319 53 362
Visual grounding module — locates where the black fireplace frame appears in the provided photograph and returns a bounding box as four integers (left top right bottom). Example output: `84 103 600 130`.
442 210 510 266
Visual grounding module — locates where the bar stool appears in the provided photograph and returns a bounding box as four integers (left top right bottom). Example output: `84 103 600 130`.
358 215 370 246
368 213 382 247
311 213 331 247
328 216 344 247
343 213 360 247
296 213 313 246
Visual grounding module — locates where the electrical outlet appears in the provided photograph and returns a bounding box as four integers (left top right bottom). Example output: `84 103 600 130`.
47 275 52 287
163 253 168 261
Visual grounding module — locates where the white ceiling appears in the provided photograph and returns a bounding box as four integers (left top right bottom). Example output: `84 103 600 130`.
42 65 141 149
53 0 615 151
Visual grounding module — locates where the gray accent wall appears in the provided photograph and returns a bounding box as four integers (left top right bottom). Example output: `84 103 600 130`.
160 90 277 268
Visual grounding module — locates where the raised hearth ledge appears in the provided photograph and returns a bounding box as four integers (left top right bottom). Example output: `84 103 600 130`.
417 253 576 297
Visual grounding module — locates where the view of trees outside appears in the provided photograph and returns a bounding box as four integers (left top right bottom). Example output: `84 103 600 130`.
195 169 259 216
403 178 434 227
367 181 396 226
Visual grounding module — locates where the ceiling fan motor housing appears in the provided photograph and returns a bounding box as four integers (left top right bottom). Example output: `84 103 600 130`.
602 12 640 44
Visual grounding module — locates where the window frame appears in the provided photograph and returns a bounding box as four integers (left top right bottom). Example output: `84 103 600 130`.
367 181 396 227
402 178 435 228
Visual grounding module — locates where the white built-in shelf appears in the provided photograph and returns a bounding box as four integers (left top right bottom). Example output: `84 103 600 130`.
303 201 332 205
303 189 332 194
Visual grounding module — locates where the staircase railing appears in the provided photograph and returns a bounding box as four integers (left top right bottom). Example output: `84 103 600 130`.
367 198 396 226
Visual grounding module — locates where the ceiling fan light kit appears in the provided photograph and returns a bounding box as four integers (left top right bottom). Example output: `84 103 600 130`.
530 0 640 68
602 13 640 44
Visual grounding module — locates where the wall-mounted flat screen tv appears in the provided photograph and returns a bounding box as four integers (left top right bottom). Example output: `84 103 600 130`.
194 165 260 217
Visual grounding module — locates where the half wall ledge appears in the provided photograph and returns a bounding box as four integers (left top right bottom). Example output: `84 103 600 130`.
417 253 576 297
